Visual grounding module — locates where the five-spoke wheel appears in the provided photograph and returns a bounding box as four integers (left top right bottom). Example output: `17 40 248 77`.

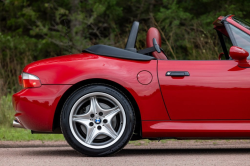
69 92 126 148
61 85 135 156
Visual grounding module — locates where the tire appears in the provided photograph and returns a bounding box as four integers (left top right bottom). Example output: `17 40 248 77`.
60 84 135 157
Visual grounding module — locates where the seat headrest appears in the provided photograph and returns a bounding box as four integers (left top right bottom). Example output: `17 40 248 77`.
146 27 162 48
146 27 167 60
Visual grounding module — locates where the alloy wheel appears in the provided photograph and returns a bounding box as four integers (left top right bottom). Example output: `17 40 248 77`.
69 92 126 149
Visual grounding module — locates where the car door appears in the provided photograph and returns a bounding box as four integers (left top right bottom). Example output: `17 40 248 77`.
158 60 250 120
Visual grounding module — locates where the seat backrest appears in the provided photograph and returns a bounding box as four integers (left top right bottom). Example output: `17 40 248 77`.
146 27 167 60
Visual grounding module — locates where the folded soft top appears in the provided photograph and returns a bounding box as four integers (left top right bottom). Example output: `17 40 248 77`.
84 44 155 61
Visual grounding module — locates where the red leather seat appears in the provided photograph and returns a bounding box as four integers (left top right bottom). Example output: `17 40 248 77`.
146 27 167 60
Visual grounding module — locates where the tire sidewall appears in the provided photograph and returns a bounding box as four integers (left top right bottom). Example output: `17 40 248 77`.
61 85 135 156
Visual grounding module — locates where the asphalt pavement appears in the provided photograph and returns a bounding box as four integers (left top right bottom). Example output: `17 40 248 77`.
1 140 250 166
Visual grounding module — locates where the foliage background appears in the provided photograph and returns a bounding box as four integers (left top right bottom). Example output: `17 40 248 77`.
1 0 250 94
0 0 250 138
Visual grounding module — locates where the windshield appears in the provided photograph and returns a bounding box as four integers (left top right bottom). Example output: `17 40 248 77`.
232 16 250 31
229 16 250 59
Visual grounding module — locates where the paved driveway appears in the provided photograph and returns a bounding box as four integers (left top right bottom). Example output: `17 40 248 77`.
1 140 250 166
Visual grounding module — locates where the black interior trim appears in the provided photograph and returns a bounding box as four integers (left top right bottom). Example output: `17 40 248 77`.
84 45 156 61
216 30 229 59
137 46 156 54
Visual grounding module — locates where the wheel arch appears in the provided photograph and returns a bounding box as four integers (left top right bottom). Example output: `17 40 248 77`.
53 78 142 136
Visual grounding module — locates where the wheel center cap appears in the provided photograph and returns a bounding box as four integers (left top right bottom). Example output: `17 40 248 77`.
95 118 101 124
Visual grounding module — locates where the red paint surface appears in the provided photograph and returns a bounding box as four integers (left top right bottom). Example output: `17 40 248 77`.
12 85 71 131
158 60 250 120
229 46 249 61
230 46 250 67
13 54 169 131
227 15 250 36
213 16 229 37
137 70 153 85
142 121 250 138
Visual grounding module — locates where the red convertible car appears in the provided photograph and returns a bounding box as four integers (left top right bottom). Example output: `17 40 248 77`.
12 15 250 156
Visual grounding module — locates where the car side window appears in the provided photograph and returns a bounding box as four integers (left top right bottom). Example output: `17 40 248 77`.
229 24 250 59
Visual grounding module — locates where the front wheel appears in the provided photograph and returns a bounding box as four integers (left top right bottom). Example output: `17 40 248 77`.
60 85 135 156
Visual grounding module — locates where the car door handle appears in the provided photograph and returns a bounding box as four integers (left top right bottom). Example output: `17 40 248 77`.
166 71 190 76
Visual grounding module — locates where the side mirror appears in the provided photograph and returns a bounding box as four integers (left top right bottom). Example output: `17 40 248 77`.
230 46 250 68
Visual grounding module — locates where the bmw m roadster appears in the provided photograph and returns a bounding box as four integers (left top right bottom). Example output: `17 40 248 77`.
12 15 250 156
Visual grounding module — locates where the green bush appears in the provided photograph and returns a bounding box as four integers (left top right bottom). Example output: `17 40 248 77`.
0 33 62 94
1 0 250 92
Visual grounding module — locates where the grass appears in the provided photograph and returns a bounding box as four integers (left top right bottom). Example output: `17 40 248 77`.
0 127 64 141
129 139 152 146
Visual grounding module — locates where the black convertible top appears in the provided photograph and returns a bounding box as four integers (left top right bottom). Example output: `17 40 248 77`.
84 45 155 61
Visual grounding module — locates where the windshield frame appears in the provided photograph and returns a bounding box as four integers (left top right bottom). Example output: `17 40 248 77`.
223 15 250 59
216 30 230 59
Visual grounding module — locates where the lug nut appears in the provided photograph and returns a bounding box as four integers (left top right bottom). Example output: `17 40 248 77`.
103 119 108 123
89 122 94 126
97 126 102 130
90 114 95 118
99 112 103 116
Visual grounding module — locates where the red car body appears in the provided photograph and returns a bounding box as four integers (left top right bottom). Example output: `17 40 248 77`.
12 15 250 139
